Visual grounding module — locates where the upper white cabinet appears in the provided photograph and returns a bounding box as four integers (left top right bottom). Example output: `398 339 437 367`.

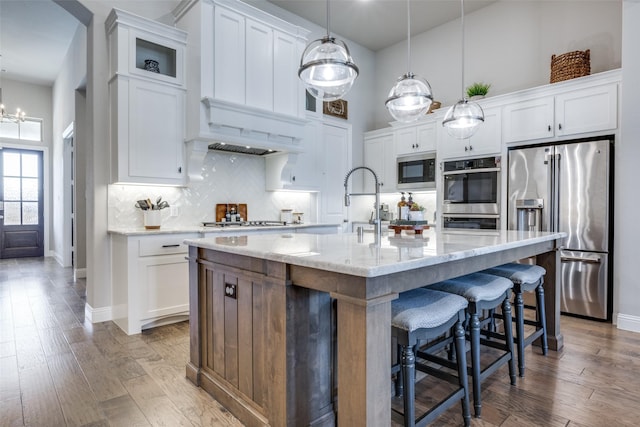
211 0 307 117
395 120 437 156
503 82 618 143
364 130 396 193
106 9 187 186
438 106 502 160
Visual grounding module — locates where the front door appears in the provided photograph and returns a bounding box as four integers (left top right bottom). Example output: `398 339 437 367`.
0 148 44 258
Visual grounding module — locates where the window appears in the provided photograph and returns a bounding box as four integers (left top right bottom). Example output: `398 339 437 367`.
0 118 43 141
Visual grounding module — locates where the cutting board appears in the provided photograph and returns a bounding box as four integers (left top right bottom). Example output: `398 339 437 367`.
215 204 247 222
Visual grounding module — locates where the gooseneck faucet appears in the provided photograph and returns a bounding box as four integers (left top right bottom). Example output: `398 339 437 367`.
344 166 382 242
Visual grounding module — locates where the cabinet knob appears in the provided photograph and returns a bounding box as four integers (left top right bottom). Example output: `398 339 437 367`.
292 175 296 182
469 145 473 151
558 123 563 130
178 166 182 173
548 125 552 132
465 146 468 151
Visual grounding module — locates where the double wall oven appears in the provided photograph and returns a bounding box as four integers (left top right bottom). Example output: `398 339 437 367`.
441 156 501 230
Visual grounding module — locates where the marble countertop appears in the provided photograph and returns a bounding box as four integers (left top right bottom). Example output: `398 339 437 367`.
108 223 339 236
185 229 566 278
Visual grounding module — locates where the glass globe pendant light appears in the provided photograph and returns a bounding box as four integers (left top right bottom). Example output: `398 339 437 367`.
443 0 484 139
385 0 433 123
298 0 359 102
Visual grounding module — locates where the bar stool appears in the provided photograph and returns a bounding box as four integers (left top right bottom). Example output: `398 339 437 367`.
483 263 548 377
391 288 471 427
429 272 517 418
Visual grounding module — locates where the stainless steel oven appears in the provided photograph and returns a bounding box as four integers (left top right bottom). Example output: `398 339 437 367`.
441 156 501 229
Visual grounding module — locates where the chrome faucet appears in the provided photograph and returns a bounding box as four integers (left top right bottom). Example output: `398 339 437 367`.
344 166 382 242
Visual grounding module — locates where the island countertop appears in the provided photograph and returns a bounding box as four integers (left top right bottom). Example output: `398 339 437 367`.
184 228 566 278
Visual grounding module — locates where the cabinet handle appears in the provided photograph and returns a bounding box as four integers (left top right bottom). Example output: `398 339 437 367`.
292 175 296 182
162 244 180 248
558 123 563 130
548 125 552 132
469 145 473 151
178 166 182 173
465 146 468 151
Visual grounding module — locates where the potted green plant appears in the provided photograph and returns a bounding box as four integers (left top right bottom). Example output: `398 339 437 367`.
466 82 491 99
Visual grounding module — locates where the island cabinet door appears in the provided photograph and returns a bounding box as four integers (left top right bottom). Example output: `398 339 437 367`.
194 260 335 427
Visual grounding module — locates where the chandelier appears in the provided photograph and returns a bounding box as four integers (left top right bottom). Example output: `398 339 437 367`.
0 89 26 123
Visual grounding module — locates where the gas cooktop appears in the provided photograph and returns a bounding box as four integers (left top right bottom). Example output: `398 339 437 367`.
202 220 288 227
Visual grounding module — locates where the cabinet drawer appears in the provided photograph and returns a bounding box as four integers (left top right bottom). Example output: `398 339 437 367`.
138 235 195 256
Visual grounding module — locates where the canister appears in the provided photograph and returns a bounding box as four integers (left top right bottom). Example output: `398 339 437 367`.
293 212 304 224
280 209 293 224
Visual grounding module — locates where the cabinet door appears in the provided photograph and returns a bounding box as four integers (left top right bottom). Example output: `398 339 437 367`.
395 127 417 156
502 96 554 143
273 30 299 117
245 19 273 111
416 122 437 152
320 123 350 230
127 80 185 185
466 106 502 157
138 254 190 323
364 133 395 193
214 6 245 104
437 121 471 160
555 84 617 137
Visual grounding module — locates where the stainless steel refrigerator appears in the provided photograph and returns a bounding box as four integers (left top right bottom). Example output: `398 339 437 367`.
507 138 613 320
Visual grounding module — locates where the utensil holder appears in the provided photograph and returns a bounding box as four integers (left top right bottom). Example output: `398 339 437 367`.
143 210 162 229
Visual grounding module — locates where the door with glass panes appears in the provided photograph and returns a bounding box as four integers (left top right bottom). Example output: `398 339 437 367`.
0 148 44 258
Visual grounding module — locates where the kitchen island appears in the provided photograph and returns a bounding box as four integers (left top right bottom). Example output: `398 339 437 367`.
184 229 566 427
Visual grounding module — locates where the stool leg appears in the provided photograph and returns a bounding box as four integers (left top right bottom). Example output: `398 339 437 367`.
395 345 404 397
501 296 517 386
468 310 482 418
401 345 416 427
536 283 549 356
454 317 471 427
513 285 526 377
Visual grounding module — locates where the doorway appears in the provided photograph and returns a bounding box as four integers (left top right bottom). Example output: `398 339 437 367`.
0 147 45 258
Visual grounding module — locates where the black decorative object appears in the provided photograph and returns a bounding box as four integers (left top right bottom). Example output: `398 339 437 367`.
144 59 160 73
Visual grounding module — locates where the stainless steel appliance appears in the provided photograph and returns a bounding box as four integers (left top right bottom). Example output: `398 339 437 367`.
441 156 501 230
397 153 436 190
508 138 613 320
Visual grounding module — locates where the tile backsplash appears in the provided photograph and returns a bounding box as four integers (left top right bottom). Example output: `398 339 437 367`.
108 151 315 228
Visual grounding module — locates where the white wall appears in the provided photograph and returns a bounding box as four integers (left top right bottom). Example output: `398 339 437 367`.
615 0 640 331
373 0 622 128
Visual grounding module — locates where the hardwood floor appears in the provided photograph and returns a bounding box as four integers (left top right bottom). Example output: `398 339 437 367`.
1 257 639 426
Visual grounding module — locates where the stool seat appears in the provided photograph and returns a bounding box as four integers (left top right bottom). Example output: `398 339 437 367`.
392 288 469 331
484 263 546 291
429 272 513 302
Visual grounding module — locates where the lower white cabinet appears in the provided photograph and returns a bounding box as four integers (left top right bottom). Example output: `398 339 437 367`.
111 233 197 335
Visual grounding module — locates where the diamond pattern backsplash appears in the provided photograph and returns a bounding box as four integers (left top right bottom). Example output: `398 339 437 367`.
108 151 315 228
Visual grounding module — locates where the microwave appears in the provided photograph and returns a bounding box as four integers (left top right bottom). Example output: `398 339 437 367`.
397 154 436 190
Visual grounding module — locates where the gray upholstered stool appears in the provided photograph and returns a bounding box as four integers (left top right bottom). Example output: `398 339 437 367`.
391 288 471 427
429 272 517 418
483 263 548 377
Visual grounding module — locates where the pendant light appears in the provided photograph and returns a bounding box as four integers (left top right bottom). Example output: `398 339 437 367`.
443 0 484 139
385 0 433 123
298 0 359 102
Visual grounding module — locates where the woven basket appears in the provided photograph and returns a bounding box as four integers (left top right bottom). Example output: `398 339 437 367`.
550 49 590 83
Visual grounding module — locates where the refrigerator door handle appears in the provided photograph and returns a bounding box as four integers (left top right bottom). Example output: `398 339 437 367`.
545 151 555 232
561 255 602 264
552 152 561 232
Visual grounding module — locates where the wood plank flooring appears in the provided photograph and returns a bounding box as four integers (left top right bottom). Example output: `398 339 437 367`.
2 257 640 426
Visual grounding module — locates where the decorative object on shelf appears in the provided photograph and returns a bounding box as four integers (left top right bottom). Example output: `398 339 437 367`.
466 82 491 99
323 99 348 119
143 59 160 73
298 0 359 102
427 100 441 114
385 0 433 123
0 88 26 123
550 49 590 83
443 0 484 139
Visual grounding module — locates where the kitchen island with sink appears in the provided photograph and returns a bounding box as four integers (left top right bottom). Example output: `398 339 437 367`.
184 229 566 427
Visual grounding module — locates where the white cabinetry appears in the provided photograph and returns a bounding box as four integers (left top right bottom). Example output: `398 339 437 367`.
111 233 198 335
106 9 187 186
265 117 321 191
364 130 396 193
395 121 437 156
438 106 501 160
503 83 618 143
320 122 351 230
211 0 306 117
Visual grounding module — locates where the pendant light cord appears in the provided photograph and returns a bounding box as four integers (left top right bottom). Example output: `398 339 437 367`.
406 0 411 74
326 0 331 38
460 0 465 98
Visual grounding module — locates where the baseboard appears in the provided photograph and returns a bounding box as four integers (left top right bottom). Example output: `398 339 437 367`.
85 303 112 323
74 268 87 280
616 313 640 333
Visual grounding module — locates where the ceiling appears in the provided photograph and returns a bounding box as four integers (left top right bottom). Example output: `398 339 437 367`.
0 0 495 87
